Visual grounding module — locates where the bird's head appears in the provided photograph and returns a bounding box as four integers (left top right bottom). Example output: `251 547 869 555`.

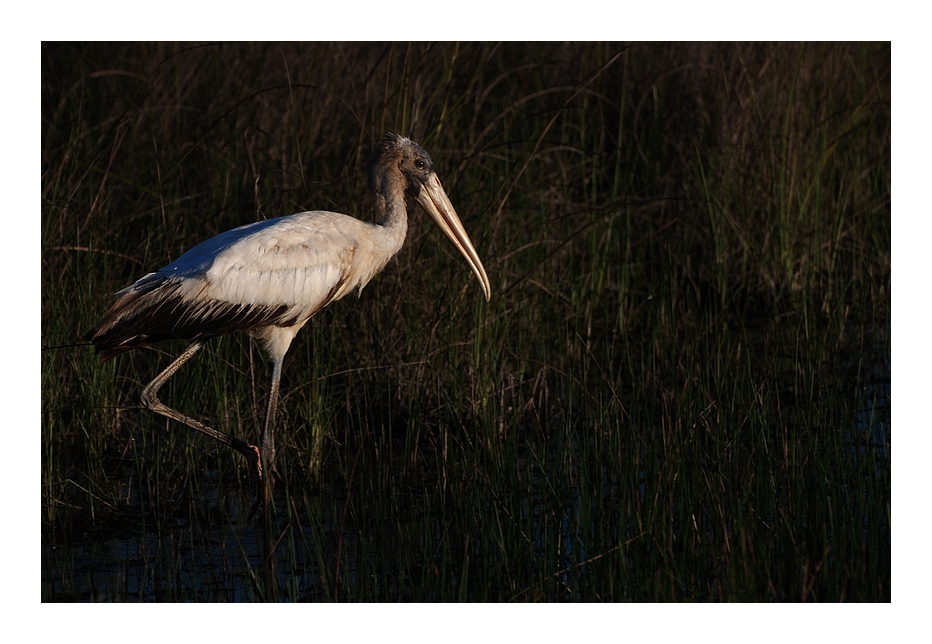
370 133 491 301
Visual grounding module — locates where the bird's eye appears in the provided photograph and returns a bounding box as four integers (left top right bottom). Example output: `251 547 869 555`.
416 159 426 170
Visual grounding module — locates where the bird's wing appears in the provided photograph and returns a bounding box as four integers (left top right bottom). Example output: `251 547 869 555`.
167 211 381 323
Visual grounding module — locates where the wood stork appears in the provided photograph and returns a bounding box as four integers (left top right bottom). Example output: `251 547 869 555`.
86 133 491 514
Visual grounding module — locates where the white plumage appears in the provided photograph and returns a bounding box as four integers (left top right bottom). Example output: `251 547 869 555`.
87 134 490 516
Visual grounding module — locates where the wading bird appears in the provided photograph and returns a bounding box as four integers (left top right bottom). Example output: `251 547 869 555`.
86 133 491 515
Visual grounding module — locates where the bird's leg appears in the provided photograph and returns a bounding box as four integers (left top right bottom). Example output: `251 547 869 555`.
261 356 284 480
140 339 264 516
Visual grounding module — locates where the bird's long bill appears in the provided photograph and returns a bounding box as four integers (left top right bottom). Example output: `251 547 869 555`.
417 172 492 301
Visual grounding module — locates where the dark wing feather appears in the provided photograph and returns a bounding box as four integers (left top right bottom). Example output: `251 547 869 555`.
85 275 294 362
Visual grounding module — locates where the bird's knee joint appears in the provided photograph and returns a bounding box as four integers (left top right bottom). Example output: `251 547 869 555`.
140 387 159 410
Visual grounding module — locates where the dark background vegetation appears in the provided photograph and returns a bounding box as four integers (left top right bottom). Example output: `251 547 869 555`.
42 42 890 601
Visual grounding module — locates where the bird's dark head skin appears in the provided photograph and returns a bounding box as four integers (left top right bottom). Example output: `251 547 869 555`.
369 132 435 201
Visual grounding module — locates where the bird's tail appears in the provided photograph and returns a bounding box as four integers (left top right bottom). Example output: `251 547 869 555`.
84 273 177 362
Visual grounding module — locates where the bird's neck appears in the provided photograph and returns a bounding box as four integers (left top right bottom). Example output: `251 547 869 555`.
371 167 409 257
372 164 406 218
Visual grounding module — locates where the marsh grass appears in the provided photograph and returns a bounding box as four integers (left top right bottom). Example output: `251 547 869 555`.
42 42 889 601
